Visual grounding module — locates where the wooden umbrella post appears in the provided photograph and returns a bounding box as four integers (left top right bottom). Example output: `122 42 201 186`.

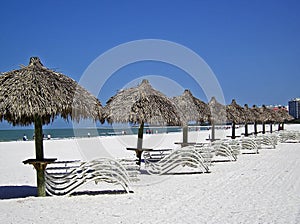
211 122 215 141
244 123 249 137
35 116 44 160
231 122 236 139
137 121 144 149
34 115 46 197
135 121 145 165
254 122 258 136
182 125 188 146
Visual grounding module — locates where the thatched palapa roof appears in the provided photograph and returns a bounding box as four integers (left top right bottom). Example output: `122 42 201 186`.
275 108 294 123
103 79 181 126
226 99 245 124
243 104 256 123
208 97 226 124
171 89 210 124
0 57 103 126
259 105 279 123
251 105 263 123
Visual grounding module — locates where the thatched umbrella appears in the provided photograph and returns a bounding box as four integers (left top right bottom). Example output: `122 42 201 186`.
171 89 210 146
226 99 245 139
259 105 278 133
243 104 256 136
0 57 103 196
208 97 226 141
103 79 181 162
275 108 294 131
251 105 263 135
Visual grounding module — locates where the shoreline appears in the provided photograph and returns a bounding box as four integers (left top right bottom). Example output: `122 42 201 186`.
0 124 264 143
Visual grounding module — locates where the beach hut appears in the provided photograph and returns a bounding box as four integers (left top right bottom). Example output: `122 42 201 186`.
243 104 256 136
171 89 210 146
103 79 181 164
226 99 245 139
0 57 103 196
208 97 227 141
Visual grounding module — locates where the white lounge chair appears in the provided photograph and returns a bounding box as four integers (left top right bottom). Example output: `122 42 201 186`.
255 135 277 149
45 158 139 196
143 147 209 175
279 131 300 143
211 141 238 161
240 137 259 154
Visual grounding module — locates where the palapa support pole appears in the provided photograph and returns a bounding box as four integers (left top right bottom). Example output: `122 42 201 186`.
182 125 188 146
35 116 44 160
211 122 215 141
231 122 236 139
270 123 273 133
136 122 145 165
262 122 266 134
244 123 249 137
34 115 46 197
137 122 144 149
254 122 258 136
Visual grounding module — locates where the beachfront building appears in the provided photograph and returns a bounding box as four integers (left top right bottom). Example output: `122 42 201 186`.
288 98 300 119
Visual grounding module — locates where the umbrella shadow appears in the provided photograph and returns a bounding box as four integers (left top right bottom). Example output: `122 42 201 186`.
0 185 37 200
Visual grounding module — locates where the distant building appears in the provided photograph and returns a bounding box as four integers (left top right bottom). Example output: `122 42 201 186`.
288 98 300 119
266 105 288 111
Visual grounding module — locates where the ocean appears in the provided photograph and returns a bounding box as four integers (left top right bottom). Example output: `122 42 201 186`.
0 126 189 142
0 126 213 142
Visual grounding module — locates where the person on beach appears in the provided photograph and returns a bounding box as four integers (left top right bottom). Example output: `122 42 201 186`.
23 134 27 141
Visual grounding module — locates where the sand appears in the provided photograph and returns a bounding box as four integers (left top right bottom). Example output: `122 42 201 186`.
0 124 300 223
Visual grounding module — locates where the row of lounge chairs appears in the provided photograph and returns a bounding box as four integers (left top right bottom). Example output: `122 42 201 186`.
278 130 300 143
45 158 139 196
44 130 299 196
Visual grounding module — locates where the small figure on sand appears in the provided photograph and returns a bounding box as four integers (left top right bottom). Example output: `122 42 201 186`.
23 134 27 141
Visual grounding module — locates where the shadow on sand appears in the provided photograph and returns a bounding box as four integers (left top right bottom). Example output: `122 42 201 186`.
71 189 131 196
0 185 37 200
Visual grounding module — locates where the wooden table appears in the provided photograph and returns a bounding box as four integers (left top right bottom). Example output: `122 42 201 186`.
205 138 221 142
23 158 57 170
226 135 241 139
126 148 153 165
23 158 57 197
174 142 197 147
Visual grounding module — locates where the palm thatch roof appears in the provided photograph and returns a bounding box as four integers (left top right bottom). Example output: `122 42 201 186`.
226 99 245 124
171 89 210 124
251 105 263 123
259 105 279 123
0 57 103 126
103 79 181 126
243 104 256 123
208 97 226 124
275 108 294 122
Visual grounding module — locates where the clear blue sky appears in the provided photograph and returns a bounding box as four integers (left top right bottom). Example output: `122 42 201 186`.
1 0 300 128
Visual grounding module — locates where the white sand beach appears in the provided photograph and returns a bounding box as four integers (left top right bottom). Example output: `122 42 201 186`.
0 124 300 223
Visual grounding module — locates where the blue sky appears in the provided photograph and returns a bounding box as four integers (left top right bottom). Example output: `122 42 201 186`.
1 0 300 128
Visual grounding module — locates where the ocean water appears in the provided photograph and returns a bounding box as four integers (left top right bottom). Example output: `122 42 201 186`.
0 126 189 142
